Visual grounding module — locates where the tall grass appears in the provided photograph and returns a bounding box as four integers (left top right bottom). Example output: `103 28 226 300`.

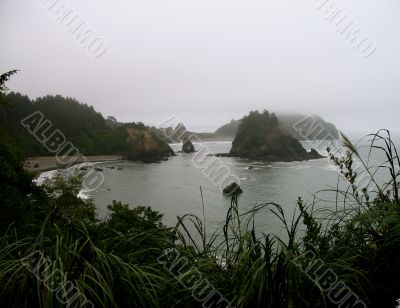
1 130 399 307
0 219 176 307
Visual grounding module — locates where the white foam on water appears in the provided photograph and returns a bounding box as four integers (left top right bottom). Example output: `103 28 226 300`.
293 165 311 170
321 163 340 172
34 161 106 199
34 169 60 186
239 177 255 180
77 188 91 200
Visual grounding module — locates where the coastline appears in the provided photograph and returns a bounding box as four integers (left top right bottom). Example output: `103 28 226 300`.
24 155 123 174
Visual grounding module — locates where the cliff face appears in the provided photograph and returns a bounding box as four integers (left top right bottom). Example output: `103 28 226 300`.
124 124 174 162
229 111 322 162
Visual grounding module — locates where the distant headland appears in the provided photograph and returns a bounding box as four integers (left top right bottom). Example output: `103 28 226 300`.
1 93 333 164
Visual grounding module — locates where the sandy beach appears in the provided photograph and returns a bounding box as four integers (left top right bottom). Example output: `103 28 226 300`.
24 155 123 173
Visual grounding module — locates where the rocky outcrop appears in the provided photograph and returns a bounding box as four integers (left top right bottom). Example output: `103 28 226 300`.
223 182 243 196
228 110 323 162
153 123 218 143
182 140 195 153
214 113 339 141
123 124 174 163
153 123 192 143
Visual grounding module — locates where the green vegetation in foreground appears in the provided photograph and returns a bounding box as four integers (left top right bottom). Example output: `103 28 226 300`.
1 71 400 307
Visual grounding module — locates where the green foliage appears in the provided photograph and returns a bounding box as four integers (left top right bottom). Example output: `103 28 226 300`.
1 127 400 307
215 114 339 140
0 92 174 160
0 222 172 308
230 110 321 161
233 110 280 149
0 140 174 307
104 201 165 233
42 175 97 226
0 92 127 156
0 70 18 105
0 130 47 232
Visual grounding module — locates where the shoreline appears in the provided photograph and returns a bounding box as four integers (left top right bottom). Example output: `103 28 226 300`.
24 155 123 174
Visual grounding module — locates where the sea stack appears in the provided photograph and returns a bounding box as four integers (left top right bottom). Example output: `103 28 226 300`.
229 110 323 162
124 123 175 163
182 139 195 153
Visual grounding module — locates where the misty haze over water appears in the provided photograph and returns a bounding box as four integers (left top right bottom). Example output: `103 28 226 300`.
2 0 400 133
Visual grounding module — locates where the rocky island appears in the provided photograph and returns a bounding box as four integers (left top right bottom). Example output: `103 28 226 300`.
220 110 323 162
214 113 338 141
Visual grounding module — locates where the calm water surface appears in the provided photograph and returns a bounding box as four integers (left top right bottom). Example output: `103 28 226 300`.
85 141 341 236
38 134 400 237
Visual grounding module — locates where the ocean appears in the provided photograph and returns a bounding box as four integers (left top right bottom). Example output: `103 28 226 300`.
36 133 399 238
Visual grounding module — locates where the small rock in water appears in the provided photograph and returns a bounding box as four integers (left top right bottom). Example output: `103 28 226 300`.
182 140 195 153
223 182 243 196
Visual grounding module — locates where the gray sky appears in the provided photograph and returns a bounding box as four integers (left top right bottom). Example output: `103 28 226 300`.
1 0 400 133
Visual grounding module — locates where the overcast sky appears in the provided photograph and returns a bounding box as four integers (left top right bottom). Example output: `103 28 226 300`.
1 0 400 133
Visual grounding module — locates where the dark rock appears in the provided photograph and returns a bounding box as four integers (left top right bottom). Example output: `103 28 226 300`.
182 140 195 153
95 168 103 171
214 153 230 157
223 182 243 196
309 148 323 159
214 114 339 141
123 125 175 163
228 110 324 162
80 167 88 171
